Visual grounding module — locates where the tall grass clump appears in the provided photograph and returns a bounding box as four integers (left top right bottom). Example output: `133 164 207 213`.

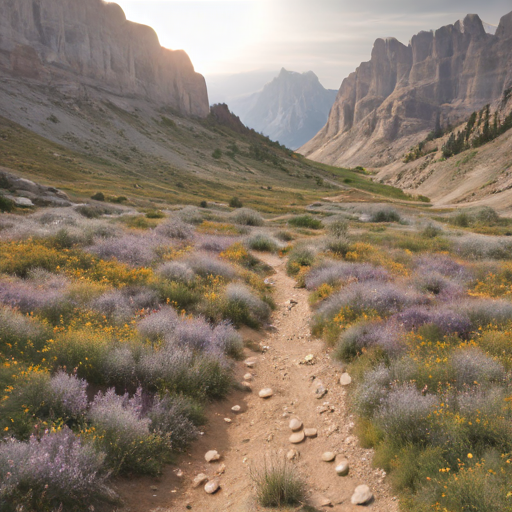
286 246 315 276
0 428 114 512
155 219 194 240
223 283 271 327
245 233 280 253
251 455 306 507
288 215 323 230
231 208 264 226
369 207 401 223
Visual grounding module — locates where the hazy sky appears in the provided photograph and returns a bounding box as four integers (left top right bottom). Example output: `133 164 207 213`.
114 0 512 91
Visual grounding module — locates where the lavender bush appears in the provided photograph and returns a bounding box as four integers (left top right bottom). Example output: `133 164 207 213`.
352 364 391 418
231 208 264 226
376 385 438 445
155 219 194 240
212 322 244 359
415 254 473 283
137 307 179 343
47 371 88 419
455 235 512 260
158 261 195 283
462 299 512 329
224 283 271 327
188 253 237 280
306 261 389 290
196 234 240 253
0 428 113 511
451 348 505 389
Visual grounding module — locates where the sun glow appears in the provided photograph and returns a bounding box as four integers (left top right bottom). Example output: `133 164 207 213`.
113 0 268 75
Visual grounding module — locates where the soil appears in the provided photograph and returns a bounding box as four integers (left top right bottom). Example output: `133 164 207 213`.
113 253 400 512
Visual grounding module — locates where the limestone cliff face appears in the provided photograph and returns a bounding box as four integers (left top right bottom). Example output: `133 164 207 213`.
0 0 209 117
300 12 512 167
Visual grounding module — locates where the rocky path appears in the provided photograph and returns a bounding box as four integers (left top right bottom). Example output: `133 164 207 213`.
115 253 399 511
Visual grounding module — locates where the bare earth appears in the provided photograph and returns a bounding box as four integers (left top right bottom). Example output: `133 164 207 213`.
114 253 399 512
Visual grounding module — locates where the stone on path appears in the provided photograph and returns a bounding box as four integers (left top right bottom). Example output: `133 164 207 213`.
304 428 317 438
287 449 299 460
231 405 241 412
205 450 220 462
204 479 220 494
241 381 252 391
289 418 303 431
322 452 336 462
243 373 253 381
244 359 256 368
339 373 352 386
192 474 208 488
336 460 350 476
351 484 373 505
289 431 305 444
259 388 273 398
312 380 328 399
224 418 232 423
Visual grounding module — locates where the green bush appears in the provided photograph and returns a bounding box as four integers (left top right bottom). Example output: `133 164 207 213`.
370 207 401 223
229 196 243 208
145 210 165 219
90 192 105 201
288 215 323 230
0 195 14 213
212 148 222 159
245 233 280 252
286 246 315 276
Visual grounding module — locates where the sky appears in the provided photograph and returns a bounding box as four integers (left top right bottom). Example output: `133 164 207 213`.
114 0 512 96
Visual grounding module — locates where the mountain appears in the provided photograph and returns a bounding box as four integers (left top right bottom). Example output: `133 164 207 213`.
300 12 512 169
231 68 337 150
0 0 209 117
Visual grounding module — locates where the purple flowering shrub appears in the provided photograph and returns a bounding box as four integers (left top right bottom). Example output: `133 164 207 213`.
196 234 240 253
223 283 271 327
306 261 389 290
0 428 114 511
155 219 194 240
188 253 237 279
451 348 505 390
158 261 195 283
88 388 171 475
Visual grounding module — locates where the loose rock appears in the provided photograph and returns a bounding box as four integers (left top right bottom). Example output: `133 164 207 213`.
224 418 232 423
205 450 220 462
243 373 253 381
336 460 350 476
244 359 256 368
231 405 241 412
322 452 336 462
241 381 252 391
339 373 352 386
304 428 317 438
289 418 303 431
289 431 305 444
259 388 273 398
287 449 299 460
351 484 373 505
204 479 220 494
192 474 208 488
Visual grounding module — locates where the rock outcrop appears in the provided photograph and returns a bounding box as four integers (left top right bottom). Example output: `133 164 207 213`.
0 0 209 117
232 69 337 150
300 12 512 167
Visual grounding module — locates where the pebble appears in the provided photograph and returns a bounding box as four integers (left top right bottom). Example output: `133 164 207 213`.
289 431 305 444
192 474 208 488
205 450 220 462
204 479 220 494
287 449 299 460
241 381 252 391
339 373 352 386
304 428 318 438
176 469 184 477
319 497 333 507
289 418 303 431
259 388 273 398
231 405 241 412
312 381 328 399
243 373 253 381
336 460 350 476
244 359 256 368
351 484 373 505
322 452 336 462
216 463 226 475
224 418 232 423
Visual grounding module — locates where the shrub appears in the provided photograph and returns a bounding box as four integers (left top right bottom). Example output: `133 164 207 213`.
422 224 442 238
352 364 390 418
224 283 271 327
47 371 89 420
370 207 401 223
155 219 194 240
288 215 323 230
199 200 208 208
177 205 204 225
157 261 195 284
376 385 437 445
415 254 473 283
276 230 294 242
229 196 243 208
212 322 244 359
232 208 264 226
327 217 349 238
251 456 306 507
0 195 14 213
456 235 512 260
462 299 512 328
145 209 165 219
306 261 389 290
137 307 179 343
89 388 171 475
102 346 137 388
245 233 280 252
196 234 240 253
286 246 315 276
91 192 105 201
413 273 465 300
0 428 113 512
189 253 236 280
451 348 505 389
212 148 222 159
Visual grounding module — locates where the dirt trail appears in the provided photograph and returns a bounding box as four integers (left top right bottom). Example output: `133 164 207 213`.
115 254 399 512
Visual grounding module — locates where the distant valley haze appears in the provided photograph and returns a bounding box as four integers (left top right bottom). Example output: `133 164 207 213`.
115 0 511 99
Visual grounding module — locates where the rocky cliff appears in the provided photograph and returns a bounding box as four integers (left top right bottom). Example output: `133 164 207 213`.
0 0 209 117
300 12 512 168
232 69 337 149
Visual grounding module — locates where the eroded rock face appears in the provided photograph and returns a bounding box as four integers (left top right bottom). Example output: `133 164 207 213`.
300 12 512 168
0 0 209 117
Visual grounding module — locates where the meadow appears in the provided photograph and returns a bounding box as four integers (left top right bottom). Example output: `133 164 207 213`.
0 202 282 511
295 204 512 511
